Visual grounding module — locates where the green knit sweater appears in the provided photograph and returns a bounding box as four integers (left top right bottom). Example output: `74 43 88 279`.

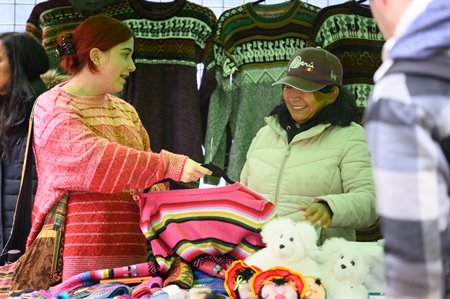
205 0 319 182
307 0 385 120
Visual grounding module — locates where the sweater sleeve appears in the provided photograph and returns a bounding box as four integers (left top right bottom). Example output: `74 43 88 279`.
240 133 259 186
320 125 377 229
33 97 187 194
25 3 43 43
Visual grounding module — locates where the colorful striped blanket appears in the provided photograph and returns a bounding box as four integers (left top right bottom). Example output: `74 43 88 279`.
139 183 276 279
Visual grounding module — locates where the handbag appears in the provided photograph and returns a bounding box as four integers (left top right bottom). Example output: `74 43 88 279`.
0 115 67 297
8 195 67 291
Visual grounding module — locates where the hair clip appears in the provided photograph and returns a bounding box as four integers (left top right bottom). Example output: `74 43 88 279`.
55 33 76 58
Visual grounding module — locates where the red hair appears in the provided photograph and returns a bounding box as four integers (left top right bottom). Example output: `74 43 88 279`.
59 15 133 75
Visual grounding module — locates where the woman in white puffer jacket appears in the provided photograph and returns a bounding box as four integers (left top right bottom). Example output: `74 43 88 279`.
240 47 376 245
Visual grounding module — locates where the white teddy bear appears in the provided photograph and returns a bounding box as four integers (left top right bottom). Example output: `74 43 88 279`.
245 217 323 278
320 237 370 299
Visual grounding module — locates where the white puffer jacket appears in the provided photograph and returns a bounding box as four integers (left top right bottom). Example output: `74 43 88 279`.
240 116 376 244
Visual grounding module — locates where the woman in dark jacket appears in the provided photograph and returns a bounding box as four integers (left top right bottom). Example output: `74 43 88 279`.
0 32 49 263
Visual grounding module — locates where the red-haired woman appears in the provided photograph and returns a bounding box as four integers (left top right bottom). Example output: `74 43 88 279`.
28 15 211 281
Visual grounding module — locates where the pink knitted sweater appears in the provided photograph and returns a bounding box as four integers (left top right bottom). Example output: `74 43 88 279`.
28 84 187 271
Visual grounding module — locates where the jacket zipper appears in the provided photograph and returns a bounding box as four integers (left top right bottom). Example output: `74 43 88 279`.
274 145 291 209
15 138 23 160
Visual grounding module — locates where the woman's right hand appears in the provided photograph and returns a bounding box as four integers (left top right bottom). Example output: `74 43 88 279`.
180 159 212 183
300 202 332 228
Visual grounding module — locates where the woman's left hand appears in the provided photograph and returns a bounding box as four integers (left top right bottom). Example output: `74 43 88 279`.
300 202 332 228
180 159 213 183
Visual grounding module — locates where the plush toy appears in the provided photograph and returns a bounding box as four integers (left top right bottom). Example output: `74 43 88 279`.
320 237 370 299
244 218 322 278
303 277 326 299
224 260 260 299
250 267 306 299
348 239 385 293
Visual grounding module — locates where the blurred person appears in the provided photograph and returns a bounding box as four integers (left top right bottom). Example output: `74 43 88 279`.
240 47 376 245
365 0 450 298
0 32 49 263
28 15 211 280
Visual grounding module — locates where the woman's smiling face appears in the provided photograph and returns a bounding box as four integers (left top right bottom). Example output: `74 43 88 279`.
283 85 336 124
0 41 11 96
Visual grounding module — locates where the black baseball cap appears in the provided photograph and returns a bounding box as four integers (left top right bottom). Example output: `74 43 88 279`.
273 47 343 92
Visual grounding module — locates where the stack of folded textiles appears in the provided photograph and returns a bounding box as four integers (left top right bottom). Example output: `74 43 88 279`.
191 270 227 295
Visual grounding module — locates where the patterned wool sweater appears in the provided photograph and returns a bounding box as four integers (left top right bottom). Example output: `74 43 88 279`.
204 0 319 182
25 0 120 71
28 84 187 277
307 0 385 120
102 0 217 164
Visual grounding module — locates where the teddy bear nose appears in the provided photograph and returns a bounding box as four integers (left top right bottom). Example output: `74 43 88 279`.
341 264 346 269
279 244 285 249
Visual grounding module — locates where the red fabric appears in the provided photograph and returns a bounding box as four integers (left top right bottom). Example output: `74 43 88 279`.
28 84 187 251
62 192 147 280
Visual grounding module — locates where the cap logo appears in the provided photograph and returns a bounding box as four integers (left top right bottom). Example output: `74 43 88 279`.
330 69 337 81
289 56 314 72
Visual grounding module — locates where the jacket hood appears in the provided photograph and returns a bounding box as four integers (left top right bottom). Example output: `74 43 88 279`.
389 0 450 61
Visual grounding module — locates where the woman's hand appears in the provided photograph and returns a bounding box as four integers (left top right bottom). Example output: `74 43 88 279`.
300 202 332 228
180 159 213 183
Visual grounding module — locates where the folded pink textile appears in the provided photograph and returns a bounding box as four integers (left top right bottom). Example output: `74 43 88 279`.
49 262 157 295
131 277 163 297
139 182 276 279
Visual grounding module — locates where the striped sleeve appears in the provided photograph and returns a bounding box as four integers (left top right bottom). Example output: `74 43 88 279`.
33 94 187 194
